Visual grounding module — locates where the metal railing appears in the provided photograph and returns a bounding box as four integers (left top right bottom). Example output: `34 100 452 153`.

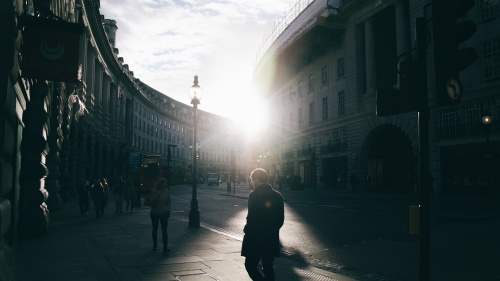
255 0 344 68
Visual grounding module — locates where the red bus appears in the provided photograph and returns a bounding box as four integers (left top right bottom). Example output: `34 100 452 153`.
140 154 162 192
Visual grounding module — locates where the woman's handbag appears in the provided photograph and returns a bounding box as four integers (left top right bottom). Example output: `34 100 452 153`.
144 189 159 207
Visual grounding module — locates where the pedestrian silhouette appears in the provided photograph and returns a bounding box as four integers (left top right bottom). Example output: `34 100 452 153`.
101 178 109 214
78 180 90 216
241 168 284 281
149 177 171 254
90 179 104 218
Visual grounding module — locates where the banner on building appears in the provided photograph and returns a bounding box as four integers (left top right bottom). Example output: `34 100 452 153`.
20 15 83 82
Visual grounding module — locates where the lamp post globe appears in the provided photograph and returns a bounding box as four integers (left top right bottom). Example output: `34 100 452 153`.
189 75 203 104
188 75 202 228
482 115 492 126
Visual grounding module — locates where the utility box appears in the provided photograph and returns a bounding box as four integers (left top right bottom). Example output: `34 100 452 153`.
408 205 420 235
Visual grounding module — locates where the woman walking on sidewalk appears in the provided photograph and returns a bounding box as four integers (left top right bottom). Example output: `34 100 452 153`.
90 179 104 218
148 177 171 254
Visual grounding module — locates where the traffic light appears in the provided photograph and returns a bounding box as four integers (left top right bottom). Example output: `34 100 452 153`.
376 59 419 116
432 0 477 106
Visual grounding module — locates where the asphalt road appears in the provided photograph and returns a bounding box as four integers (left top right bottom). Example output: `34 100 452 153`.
168 184 500 281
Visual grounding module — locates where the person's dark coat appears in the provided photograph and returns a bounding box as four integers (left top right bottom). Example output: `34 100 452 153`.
91 182 104 201
241 184 284 257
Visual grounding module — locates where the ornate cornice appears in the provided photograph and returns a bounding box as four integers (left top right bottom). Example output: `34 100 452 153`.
81 0 192 126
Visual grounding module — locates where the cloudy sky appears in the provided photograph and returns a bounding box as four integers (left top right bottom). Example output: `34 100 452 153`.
100 0 295 121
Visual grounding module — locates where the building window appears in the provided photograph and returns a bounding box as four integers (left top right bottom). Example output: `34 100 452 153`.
480 0 500 21
338 90 346 116
482 37 500 79
309 102 315 124
321 66 328 85
463 102 481 135
298 107 303 127
308 73 314 93
332 130 339 146
337 57 345 78
322 97 328 120
439 107 458 138
298 80 304 97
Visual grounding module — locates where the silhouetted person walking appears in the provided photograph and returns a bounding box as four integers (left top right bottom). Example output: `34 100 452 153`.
101 178 109 214
90 179 104 218
241 168 284 281
149 178 171 254
78 180 90 215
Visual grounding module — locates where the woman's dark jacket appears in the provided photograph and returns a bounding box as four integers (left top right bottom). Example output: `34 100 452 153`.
241 184 284 257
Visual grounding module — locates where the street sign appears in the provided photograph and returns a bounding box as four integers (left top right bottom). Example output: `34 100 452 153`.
129 153 140 165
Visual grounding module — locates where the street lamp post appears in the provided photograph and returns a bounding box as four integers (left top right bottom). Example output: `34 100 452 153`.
482 115 492 145
188 75 203 228
482 114 493 189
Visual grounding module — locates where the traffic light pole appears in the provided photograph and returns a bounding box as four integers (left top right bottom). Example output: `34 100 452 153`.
416 17 430 281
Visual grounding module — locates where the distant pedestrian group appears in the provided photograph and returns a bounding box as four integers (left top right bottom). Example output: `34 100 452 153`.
78 180 91 216
90 178 108 218
113 177 136 214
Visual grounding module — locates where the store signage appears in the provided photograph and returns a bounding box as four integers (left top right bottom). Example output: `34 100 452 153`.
21 15 83 82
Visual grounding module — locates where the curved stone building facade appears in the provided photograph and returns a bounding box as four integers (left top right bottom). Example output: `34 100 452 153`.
253 0 499 194
0 1 234 280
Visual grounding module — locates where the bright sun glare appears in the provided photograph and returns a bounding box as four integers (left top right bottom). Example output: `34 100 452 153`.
226 91 270 140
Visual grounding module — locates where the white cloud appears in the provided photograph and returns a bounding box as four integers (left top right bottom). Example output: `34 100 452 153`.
100 0 295 118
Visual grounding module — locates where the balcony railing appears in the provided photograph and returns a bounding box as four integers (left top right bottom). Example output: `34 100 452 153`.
438 99 499 139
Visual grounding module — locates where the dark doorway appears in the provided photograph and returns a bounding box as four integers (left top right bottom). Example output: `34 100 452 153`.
322 156 347 189
363 125 415 192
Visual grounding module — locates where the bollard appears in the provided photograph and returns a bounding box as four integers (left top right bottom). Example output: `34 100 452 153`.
408 205 420 235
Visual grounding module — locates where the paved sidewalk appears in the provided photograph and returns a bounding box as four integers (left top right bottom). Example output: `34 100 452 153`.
16 184 499 281
14 191 355 281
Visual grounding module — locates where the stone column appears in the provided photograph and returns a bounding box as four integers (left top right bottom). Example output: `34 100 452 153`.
67 116 78 195
95 139 103 180
110 84 117 136
45 83 64 210
76 125 87 183
102 76 110 132
18 81 50 238
365 19 376 95
87 134 95 181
